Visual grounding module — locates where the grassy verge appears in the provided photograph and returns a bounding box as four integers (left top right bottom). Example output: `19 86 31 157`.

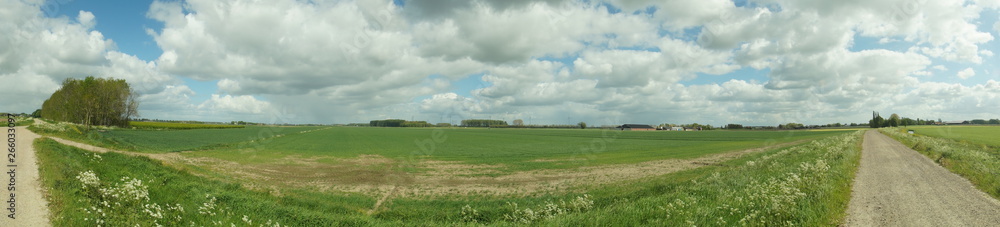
34 137 384 226
533 130 864 226
879 128 1000 199
8 115 34 126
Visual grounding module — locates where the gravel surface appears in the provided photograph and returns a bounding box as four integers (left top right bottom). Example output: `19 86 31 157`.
1 127 51 227
844 130 1000 226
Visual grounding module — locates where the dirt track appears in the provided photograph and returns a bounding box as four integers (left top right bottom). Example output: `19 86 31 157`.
844 130 1000 226
1 127 50 227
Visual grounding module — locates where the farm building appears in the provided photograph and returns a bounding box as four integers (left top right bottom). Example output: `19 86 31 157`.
618 124 656 131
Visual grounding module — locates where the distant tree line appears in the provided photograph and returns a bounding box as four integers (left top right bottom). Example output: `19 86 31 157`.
369 119 433 127
867 111 1000 127
461 119 508 127
41 76 138 128
778 123 805 129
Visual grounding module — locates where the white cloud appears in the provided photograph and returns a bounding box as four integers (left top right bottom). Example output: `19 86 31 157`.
957 68 976 79
5 0 1000 125
198 94 273 114
995 18 1000 34
0 1 186 119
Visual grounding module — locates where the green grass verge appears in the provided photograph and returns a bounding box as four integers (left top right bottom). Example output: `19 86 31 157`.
129 121 245 129
534 130 864 226
8 116 34 126
34 137 386 226
880 128 1000 199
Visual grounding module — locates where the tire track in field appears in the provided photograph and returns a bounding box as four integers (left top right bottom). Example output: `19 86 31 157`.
1 127 51 227
845 130 1000 226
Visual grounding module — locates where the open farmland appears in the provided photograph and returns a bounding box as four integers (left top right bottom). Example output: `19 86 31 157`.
31 126 865 225
129 121 246 129
902 125 1000 147
150 127 851 198
186 127 849 169
28 120 326 152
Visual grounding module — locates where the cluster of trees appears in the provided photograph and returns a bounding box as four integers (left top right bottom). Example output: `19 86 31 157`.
725 124 745 129
368 119 433 127
778 123 805 129
41 77 138 128
868 112 974 128
868 112 900 128
969 119 1000 124
460 119 508 127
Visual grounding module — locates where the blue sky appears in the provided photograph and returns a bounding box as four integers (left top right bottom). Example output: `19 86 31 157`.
3 0 1000 125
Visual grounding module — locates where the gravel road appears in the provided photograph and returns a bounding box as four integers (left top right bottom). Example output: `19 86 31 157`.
1 127 50 227
844 130 1000 226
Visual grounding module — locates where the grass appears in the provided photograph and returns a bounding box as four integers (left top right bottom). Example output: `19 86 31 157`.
188 127 851 171
35 131 863 226
7 116 34 126
129 121 245 130
29 119 326 152
34 137 385 226
902 125 1000 147
33 121 863 225
880 127 1000 199
538 131 864 226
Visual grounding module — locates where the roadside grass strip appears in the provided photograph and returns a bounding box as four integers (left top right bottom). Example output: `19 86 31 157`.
880 128 1000 199
34 138 382 226
539 131 863 226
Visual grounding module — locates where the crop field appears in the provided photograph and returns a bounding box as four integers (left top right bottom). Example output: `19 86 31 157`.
33 123 865 225
902 125 1000 147
186 127 849 169
129 121 246 130
29 120 326 152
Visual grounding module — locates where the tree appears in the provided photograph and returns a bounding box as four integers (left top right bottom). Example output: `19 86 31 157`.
577 122 587 129
869 111 885 128
30 109 41 118
779 123 804 129
726 124 744 129
460 119 508 127
901 117 915 127
41 76 138 128
513 119 524 126
888 113 900 127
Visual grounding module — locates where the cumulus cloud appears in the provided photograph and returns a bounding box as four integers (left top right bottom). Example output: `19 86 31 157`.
5 0 1000 125
198 94 273 114
995 19 1000 33
957 68 977 79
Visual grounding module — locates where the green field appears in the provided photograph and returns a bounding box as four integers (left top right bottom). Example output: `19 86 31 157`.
129 121 246 129
186 127 849 170
903 125 1000 147
29 120 326 152
35 127 865 225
